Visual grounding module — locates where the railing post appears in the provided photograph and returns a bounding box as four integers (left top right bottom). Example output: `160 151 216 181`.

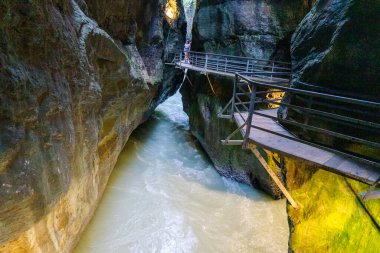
231 74 237 118
246 60 250 73
243 82 257 148
205 54 208 71
271 62 275 80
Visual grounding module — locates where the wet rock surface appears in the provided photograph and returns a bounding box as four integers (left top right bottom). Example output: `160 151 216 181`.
180 0 380 252
280 0 380 162
180 0 313 198
1 0 379 252
284 156 380 253
0 0 182 252
279 0 380 251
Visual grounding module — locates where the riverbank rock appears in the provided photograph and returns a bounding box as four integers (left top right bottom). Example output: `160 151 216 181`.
180 0 314 198
0 0 182 252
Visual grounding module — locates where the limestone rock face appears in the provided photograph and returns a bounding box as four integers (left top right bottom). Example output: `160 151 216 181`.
180 0 314 198
0 0 182 252
280 0 380 162
193 0 314 59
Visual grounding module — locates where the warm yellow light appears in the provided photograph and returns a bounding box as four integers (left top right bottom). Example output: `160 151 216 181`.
164 0 179 26
266 89 285 108
166 8 175 19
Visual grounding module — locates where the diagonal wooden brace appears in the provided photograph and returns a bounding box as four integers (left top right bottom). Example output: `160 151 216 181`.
250 146 298 209
206 73 216 95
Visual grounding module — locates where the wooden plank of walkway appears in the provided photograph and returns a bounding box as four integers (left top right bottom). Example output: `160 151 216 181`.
176 62 289 84
234 109 380 185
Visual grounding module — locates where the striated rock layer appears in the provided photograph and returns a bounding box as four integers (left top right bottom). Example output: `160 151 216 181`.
0 0 182 252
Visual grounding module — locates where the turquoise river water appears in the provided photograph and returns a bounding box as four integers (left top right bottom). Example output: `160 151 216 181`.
74 93 288 253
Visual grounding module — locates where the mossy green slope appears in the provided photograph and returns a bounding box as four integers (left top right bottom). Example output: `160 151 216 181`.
287 161 380 253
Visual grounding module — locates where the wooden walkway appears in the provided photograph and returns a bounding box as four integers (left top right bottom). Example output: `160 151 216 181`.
177 62 289 83
233 109 380 185
169 51 380 201
172 51 292 83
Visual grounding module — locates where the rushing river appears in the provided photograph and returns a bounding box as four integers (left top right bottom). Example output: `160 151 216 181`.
74 93 289 253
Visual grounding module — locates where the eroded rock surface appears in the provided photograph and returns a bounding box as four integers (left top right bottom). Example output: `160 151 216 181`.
280 0 380 161
280 1 380 251
180 0 380 252
181 0 314 198
0 0 182 252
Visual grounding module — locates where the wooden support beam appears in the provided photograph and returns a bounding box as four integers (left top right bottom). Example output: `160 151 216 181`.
221 140 244 145
360 190 380 201
206 73 216 95
218 114 233 119
186 75 193 87
249 146 298 209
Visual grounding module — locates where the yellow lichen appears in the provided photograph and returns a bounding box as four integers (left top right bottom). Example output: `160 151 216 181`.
285 158 380 253
266 89 285 108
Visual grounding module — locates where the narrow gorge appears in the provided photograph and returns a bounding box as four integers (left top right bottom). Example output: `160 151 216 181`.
0 0 379 252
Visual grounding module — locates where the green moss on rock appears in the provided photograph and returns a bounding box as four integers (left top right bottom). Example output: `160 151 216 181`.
286 158 380 253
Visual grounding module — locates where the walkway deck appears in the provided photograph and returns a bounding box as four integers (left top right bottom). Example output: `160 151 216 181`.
233 109 380 185
172 51 292 84
169 51 380 200
177 62 289 83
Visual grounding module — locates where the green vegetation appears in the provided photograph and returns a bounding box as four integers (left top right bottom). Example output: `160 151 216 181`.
287 160 380 253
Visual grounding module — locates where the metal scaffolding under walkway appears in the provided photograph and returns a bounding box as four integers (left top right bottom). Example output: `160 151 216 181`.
168 51 380 204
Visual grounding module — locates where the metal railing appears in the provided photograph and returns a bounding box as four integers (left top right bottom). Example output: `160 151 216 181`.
221 72 380 170
168 50 379 196
173 51 292 77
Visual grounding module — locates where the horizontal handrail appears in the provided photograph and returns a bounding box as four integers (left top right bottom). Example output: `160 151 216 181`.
254 97 380 130
231 72 380 167
185 51 292 65
173 51 292 74
170 50 380 179
237 73 380 109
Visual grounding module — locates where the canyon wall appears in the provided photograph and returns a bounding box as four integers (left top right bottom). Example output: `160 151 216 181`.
283 0 380 251
280 0 380 161
0 0 182 252
180 0 380 252
1 0 378 252
180 0 314 198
